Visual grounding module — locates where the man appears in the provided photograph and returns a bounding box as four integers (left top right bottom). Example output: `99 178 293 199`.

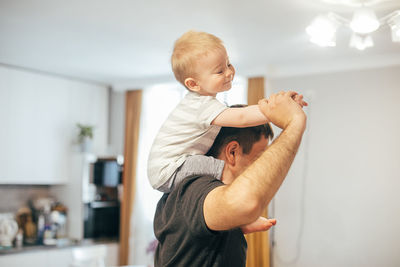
154 91 307 266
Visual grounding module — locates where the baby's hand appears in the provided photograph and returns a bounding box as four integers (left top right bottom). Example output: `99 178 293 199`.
260 92 308 108
240 216 277 234
292 94 308 107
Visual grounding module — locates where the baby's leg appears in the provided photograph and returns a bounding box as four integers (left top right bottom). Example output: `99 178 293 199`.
175 155 224 182
159 155 225 192
178 155 224 180
240 217 277 234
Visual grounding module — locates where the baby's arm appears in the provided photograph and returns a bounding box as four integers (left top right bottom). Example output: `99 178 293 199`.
211 93 307 128
212 105 269 127
240 217 277 234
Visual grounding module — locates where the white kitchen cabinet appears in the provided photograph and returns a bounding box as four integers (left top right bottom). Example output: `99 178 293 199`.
0 65 108 184
0 242 119 267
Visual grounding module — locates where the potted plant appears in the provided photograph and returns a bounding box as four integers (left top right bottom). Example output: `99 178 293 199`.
76 123 94 152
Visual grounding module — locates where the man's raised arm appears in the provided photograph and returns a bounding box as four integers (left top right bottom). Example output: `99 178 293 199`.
204 91 307 231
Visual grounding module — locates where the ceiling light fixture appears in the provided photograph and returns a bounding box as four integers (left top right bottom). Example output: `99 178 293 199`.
306 7 400 50
387 10 400 42
306 13 340 47
350 7 380 34
349 32 374 50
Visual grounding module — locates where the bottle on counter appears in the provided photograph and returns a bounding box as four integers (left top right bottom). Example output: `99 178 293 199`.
39 204 58 246
16 205 38 245
51 203 68 241
36 211 45 245
24 215 37 244
15 229 23 248
43 224 56 246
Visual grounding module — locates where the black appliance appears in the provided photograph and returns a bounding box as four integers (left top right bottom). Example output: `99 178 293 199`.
93 159 123 187
84 200 120 239
84 158 122 239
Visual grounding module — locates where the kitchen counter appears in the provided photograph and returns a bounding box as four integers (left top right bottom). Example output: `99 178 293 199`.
0 237 118 256
0 239 119 267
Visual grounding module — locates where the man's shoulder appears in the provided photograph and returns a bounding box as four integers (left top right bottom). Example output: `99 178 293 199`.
154 175 247 267
154 175 224 240
156 175 223 214
175 175 224 197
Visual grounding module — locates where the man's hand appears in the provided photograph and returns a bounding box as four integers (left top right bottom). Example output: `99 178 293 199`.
258 91 306 130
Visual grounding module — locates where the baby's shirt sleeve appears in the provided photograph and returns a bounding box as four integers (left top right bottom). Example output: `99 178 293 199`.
197 97 228 129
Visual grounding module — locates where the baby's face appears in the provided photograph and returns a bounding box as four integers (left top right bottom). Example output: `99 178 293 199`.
192 48 235 97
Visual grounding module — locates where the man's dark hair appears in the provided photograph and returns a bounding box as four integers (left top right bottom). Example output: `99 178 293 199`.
206 105 274 158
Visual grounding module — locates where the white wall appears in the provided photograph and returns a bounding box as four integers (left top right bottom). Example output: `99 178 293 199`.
0 65 109 183
268 66 400 267
109 90 126 156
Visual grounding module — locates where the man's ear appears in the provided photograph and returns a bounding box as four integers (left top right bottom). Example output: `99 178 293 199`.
184 78 200 92
224 141 240 166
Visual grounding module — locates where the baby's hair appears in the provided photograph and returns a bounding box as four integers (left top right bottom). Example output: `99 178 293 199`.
171 30 226 87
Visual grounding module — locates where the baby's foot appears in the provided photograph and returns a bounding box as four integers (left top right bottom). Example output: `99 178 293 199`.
240 216 277 234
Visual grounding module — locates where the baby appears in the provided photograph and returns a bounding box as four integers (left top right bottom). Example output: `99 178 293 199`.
148 30 306 233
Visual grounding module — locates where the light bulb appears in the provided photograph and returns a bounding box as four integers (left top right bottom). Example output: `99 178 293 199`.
350 8 380 34
388 11 400 42
306 14 338 47
349 33 374 50
391 25 400 42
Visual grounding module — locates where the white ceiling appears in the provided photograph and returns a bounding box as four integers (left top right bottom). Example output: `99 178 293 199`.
1 0 400 88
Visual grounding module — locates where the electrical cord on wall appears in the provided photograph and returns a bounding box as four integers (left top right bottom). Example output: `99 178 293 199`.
270 93 313 266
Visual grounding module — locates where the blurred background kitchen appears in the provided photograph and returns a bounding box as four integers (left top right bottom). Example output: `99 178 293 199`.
0 155 123 266
1 0 400 267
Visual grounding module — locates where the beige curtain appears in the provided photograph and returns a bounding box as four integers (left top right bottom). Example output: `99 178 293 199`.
119 90 143 266
245 77 270 267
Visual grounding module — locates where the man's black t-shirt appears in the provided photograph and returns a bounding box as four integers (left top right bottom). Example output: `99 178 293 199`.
153 175 247 267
